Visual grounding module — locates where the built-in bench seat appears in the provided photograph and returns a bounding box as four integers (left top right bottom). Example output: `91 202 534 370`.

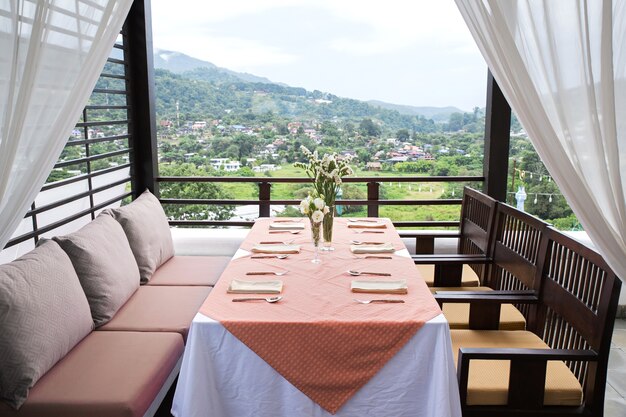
98 285 212 341
0 331 183 417
0 191 221 416
146 255 231 287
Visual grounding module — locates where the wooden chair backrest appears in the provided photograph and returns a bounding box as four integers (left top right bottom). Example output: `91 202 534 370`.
536 227 621 410
457 187 498 281
487 204 551 322
489 203 550 292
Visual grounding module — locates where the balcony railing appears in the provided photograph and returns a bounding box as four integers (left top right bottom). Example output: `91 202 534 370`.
156 175 485 229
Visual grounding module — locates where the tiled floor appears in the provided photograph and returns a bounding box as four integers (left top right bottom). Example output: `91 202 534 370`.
607 319 626 417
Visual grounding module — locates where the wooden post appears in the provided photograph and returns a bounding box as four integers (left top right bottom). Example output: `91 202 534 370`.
259 182 272 217
125 0 159 197
483 70 511 202
367 182 379 218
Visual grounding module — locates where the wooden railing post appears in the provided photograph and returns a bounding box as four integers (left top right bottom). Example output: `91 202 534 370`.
367 182 379 218
258 181 272 217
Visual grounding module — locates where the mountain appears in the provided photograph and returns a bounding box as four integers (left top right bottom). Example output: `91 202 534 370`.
150 50 477 133
153 49 274 84
367 100 465 123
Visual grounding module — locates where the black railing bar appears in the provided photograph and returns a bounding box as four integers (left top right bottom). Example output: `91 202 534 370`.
54 148 129 169
65 134 131 147
165 219 460 228
159 198 463 206
75 119 128 128
5 192 133 248
157 176 485 184
394 221 460 228
112 43 126 51
42 163 131 191
106 57 126 65
84 105 130 110
91 88 128 95
26 177 131 217
168 220 253 227
99 73 127 80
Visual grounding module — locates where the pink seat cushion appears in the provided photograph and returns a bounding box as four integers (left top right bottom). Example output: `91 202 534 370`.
97 286 211 340
0 331 183 417
146 256 231 286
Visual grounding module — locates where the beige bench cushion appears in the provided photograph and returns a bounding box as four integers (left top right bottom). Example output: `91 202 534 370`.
443 304 526 330
451 330 583 406
417 264 480 287
146 256 231 286
97 286 211 340
0 331 183 417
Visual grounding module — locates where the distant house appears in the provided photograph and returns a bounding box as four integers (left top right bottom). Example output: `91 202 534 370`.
159 120 173 128
223 161 241 172
192 121 206 130
386 156 409 164
253 164 280 173
366 162 382 171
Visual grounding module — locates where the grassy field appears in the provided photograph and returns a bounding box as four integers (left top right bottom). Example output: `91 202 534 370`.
217 164 462 226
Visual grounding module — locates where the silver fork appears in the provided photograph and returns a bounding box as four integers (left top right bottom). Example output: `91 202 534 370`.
353 230 384 234
353 299 405 304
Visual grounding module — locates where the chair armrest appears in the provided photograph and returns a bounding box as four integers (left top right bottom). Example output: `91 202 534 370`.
399 230 461 239
399 230 460 255
412 254 491 265
434 291 537 304
435 292 537 330
456 347 598 408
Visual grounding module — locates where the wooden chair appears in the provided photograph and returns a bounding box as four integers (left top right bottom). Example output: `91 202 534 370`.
430 199 551 331
411 187 498 288
436 226 622 416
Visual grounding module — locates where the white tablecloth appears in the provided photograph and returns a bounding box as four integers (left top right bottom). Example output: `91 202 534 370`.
172 312 461 417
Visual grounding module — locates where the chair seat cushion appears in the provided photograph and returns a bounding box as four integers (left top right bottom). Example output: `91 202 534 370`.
146 256 231 286
430 286 493 293
96 286 211 340
450 330 583 406
0 331 183 417
443 303 526 330
417 264 480 287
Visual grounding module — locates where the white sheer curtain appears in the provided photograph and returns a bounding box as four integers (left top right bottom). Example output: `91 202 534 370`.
455 0 626 282
0 0 133 249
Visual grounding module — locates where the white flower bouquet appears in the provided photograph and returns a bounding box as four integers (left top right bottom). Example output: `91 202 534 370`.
294 146 354 207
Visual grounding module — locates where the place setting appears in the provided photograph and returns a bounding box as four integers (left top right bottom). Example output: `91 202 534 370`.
349 241 396 254
227 279 285 303
347 219 387 229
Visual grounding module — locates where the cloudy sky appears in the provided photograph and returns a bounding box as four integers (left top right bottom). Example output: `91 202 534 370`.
151 0 487 111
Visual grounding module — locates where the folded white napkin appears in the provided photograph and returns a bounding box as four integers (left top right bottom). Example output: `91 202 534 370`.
347 222 387 229
350 243 395 254
351 279 408 294
228 279 283 294
252 244 301 254
269 222 305 230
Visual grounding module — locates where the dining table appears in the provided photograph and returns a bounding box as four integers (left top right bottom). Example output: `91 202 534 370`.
171 217 462 417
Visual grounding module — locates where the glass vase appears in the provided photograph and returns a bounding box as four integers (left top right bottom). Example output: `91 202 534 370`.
321 206 335 251
310 218 322 264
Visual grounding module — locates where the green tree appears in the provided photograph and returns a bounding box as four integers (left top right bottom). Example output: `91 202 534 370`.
158 163 235 221
359 118 381 137
396 129 410 141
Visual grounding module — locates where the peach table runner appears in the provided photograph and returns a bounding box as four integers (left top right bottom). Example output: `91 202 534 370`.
200 218 441 414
